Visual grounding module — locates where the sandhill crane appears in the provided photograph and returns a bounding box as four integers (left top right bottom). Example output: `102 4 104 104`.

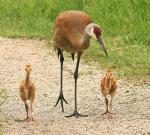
19 64 35 121
53 10 108 118
100 69 117 115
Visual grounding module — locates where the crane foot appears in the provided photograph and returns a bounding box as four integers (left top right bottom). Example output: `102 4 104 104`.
101 111 110 115
65 110 88 118
55 92 68 112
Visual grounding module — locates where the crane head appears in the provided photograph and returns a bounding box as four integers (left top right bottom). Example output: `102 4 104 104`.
85 23 108 56
25 64 32 74
105 69 113 79
93 26 101 38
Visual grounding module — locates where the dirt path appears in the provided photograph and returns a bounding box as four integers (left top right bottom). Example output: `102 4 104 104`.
0 37 150 135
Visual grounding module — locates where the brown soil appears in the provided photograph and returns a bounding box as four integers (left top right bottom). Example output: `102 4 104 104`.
0 37 150 135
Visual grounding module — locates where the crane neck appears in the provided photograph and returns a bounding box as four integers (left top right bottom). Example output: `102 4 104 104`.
25 72 30 85
83 32 90 41
105 77 112 90
81 31 90 46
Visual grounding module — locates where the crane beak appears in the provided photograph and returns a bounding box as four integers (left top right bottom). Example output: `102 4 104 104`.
97 36 108 57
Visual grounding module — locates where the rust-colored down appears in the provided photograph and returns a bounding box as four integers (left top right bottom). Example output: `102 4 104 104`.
100 69 117 115
19 64 35 121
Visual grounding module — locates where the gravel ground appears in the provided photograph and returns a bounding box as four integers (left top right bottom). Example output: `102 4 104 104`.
0 37 150 135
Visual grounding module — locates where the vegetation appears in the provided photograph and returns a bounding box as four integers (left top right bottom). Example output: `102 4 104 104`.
0 0 149 78
143 132 150 135
0 120 2 135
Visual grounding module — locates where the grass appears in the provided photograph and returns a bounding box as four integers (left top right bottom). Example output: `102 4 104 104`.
0 127 2 135
143 133 150 135
83 38 150 78
0 120 2 134
0 0 149 78
0 88 5 97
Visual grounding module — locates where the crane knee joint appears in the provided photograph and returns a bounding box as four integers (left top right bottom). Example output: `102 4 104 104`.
60 56 64 63
74 73 78 79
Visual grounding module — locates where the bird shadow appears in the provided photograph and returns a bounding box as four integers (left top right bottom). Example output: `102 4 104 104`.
15 119 26 123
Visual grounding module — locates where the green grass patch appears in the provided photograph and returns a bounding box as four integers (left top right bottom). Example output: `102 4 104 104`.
0 88 5 97
0 128 2 135
0 121 2 134
83 38 150 78
0 0 149 78
143 132 150 135
0 0 52 38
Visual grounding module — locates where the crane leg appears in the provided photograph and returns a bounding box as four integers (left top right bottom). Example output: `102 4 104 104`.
102 97 110 115
25 103 29 120
55 49 68 112
109 95 114 113
66 52 88 118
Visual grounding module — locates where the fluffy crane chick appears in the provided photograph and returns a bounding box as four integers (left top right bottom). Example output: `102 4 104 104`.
100 69 117 115
19 64 35 121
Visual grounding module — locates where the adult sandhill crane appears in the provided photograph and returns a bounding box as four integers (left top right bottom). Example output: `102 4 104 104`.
100 69 117 115
53 10 108 118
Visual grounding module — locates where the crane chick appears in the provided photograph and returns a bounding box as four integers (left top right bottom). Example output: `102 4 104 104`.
100 69 117 115
19 64 35 121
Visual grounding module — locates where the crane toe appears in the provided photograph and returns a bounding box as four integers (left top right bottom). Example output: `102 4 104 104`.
65 110 88 118
55 93 68 112
101 111 110 115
